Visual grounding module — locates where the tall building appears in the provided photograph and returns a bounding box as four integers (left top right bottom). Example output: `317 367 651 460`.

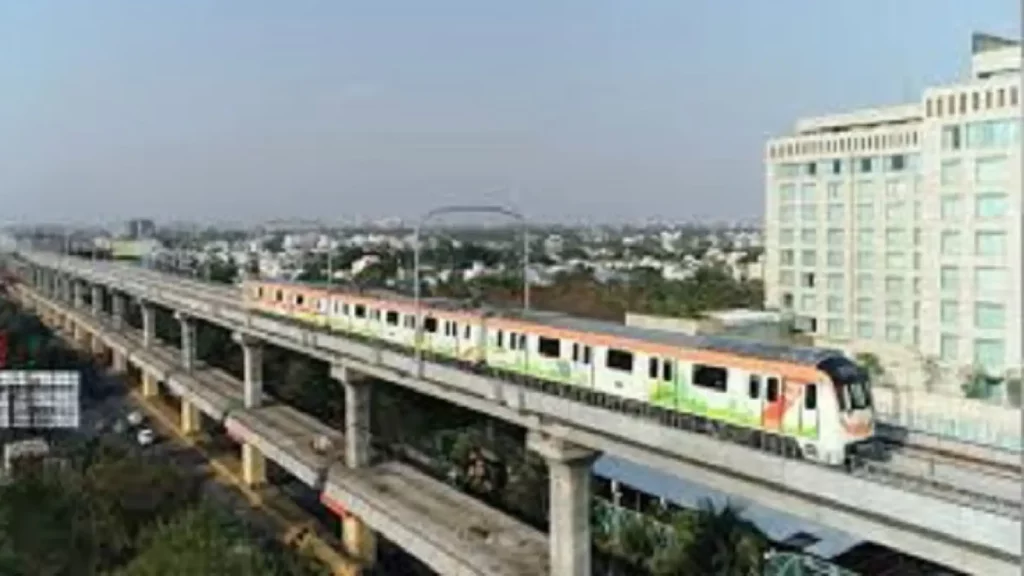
123 219 156 240
764 33 1020 390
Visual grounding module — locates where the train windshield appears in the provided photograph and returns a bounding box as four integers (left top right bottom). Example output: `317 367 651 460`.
817 356 872 412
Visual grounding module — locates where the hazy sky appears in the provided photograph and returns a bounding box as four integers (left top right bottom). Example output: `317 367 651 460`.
0 1 1018 226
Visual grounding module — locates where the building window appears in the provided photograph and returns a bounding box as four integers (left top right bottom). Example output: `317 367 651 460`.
856 179 875 199
884 276 904 295
827 251 844 267
885 325 902 343
939 300 958 326
940 231 961 256
884 228 905 248
858 158 874 173
801 205 817 221
975 231 1006 258
800 183 816 202
856 228 874 249
940 334 958 362
800 250 815 266
1010 86 1019 106
856 203 874 224
884 201 905 220
856 321 874 339
940 159 962 186
940 195 962 220
827 229 844 246
974 267 1004 297
975 302 1005 330
780 229 794 244
800 272 816 288
887 154 906 172
941 125 962 150
831 159 843 175
855 251 874 270
827 273 844 291
827 296 843 313
975 155 1008 185
780 205 796 223
780 250 795 266
827 182 842 200
805 162 817 176
856 274 873 292
885 300 902 318
940 266 959 292
779 183 797 202
800 294 816 312
966 119 1019 149
855 297 873 316
884 179 906 200
779 270 795 286
884 251 906 269
827 319 845 335
800 229 816 244
975 192 1008 218
827 204 844 223
973 339 1005 375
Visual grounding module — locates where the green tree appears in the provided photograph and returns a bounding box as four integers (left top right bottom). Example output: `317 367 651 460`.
854 352 885 384
117 505 317 576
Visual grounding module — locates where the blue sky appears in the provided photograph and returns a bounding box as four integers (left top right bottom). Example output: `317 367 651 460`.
0 1 1017 225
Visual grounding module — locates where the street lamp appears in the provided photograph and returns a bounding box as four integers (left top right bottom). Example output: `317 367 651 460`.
412 204 530 368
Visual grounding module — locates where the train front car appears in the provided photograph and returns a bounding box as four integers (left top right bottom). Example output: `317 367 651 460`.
817 355 876 466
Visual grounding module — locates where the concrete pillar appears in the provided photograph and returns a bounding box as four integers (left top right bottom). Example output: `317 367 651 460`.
180 399 200 435
241 443 266 487
527 431 599 576
91 285 103 316
111 293 126 329
233 333 264 408
338 364 377 565
112 351 127 373
175 311 196 370
73 281 84 308
141 372 158 398
141 302 155 348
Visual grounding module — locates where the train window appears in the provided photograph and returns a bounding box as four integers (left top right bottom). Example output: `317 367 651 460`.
257 287 264 299
333 301 341 314
583 345 592 365
804 384 817 410
606 349 634 372
404 316 416 329
275 290 283 302
648 358 658 379
538 336 560 358
464 325 471 339
385 311 399 325
371 309 380 321
766 377 780 402
572 343 579 362
748 375 761 399
423 317 437 333
342 303 349 315
497 330 504 347
354 305 366 318
662 361 673 382
693 364 728 392
295 294 305 306
451 322 458 337
509 332 519 350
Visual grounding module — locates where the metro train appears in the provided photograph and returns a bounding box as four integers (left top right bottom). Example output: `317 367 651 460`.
241 279 876 467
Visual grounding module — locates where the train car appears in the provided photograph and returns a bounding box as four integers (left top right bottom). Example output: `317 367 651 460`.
239 278 874 467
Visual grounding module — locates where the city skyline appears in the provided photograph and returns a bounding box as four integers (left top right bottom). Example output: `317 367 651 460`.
0 1 1017 225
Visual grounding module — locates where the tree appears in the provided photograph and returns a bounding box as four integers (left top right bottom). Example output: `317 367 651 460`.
960 365 995 400
854 353 885 385
918 354 942 393
1004 370 1022 408
117 505 321 576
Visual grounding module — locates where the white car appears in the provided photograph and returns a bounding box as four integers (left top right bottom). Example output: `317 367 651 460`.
136 428 156 447
126 411 144 427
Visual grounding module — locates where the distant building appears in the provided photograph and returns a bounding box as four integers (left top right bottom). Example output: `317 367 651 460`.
123 219 156 240
763 32 1020 390
626 309 793 343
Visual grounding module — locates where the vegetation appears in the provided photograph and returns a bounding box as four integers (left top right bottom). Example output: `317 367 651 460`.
0 296 324 576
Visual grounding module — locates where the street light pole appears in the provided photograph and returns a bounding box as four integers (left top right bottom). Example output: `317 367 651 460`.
413 204 530 371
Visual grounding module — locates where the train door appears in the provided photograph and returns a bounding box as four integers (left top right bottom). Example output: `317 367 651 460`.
761 375 784 432
570 342 593 387
647 356 676 408
782 380 804 436
799 383 819 439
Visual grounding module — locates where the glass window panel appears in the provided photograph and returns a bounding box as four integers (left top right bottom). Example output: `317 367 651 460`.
973 339 1005 375
856 274 873 291
940 195 961 220
975 193 1007 218
975 303 1005 330
975 156 1008 185
940 231 961 256
940 159 962 186
974 267 1005 296
975 231 1006 257
941 300 958 325
940 266 959 292
940 334 958 361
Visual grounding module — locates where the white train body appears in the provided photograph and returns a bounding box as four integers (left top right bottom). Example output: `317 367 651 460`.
243 280 876 466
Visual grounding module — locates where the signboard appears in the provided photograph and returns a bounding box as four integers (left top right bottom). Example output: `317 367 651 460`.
0 371 80 429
